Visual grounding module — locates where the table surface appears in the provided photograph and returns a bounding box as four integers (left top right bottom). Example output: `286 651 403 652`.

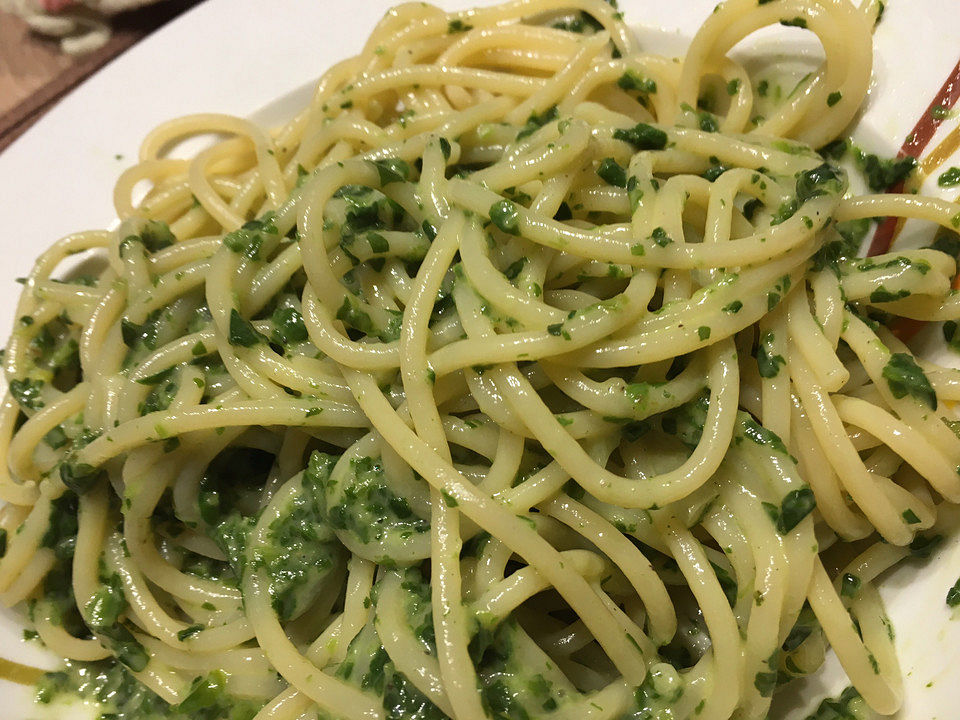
0 0 201 153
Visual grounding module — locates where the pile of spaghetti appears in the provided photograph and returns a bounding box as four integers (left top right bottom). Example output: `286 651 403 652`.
2 1 959 718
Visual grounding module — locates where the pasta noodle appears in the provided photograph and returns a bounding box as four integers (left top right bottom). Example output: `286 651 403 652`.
2 0 959 718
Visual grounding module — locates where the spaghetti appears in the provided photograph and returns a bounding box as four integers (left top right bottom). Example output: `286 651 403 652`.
2 1 959 718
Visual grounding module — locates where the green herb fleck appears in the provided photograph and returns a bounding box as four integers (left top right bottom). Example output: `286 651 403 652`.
869 286 909 304
228 309 262 347
882 352 937 410
270 305 308 346
516 105 559 140
840 573 861 598
177 624 204 641
448 19 473 33
651 226 672 246
489 200 520 235
60 462 103 495
946 577 960 607
617 70 657 95
371 158 410 186
596 157 627 188
9 378 44 409
902 508 921 524
855 150 916 192
939 167 960 187
613 122 668 150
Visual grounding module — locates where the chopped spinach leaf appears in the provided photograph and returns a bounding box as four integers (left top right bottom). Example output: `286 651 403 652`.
613 122 668 150
882 353 936 410
228 309 263 347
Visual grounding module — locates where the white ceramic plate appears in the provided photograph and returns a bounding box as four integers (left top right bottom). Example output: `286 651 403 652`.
1 0 959 717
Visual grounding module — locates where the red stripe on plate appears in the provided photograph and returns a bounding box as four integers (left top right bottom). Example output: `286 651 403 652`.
867 55 960 257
